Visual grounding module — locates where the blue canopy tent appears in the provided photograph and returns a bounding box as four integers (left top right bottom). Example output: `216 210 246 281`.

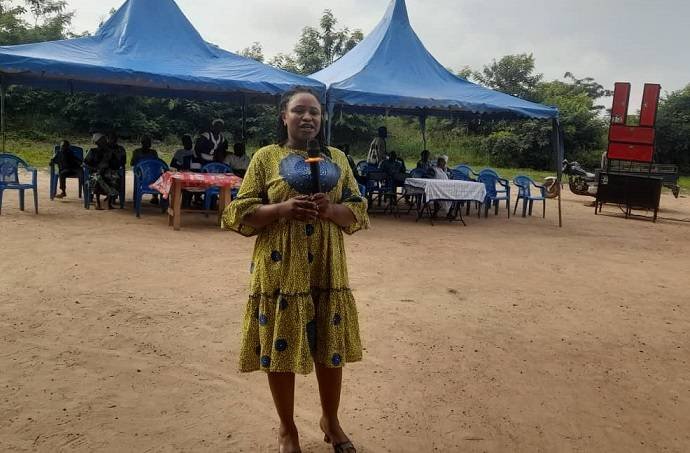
0 0 325 146
311 0 564 225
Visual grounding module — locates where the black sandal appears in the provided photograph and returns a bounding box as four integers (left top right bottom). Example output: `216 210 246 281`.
324 434 356 453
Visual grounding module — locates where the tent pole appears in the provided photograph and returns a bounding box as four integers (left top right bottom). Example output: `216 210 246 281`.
553 119 563 228
241 95 247 142
326 101 334 146
419 114 427 150
1 74 5 153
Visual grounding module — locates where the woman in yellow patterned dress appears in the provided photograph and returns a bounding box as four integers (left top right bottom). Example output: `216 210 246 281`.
222 87 368 453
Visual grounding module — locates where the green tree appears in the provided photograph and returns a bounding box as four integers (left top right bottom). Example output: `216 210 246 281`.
655 85 690 173
275 9 363 75
268 53 300 73
239 41 264 63
1 0 74 44
456 65 474 81
563 72 612 111
474 53 543 100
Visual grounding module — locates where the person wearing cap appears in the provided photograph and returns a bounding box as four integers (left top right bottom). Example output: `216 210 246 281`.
193 119 229 169
84 133 120 210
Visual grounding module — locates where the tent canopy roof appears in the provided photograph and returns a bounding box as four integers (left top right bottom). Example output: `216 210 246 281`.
311 0 557 120
0 0 324 102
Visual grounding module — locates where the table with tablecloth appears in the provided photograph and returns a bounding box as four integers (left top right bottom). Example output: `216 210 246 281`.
150 171 243 230
404 178 487 225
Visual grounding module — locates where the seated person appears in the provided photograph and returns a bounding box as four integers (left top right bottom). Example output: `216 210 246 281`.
379 151 407 187
223 142 250 177
131 135 158 167
107 132 127 169
432 155 450 180
170 134 194 171
342 144 367 185
131 135 160 205
194 119 228 169
51 140 82 199
416 150 432 170
84 133 120 210
431 155 453 216
107 132 127 205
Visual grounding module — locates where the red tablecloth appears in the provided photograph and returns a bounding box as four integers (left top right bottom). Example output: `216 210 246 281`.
150 171 243 199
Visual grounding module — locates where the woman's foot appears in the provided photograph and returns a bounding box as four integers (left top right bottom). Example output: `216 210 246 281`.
320 417 355 452
55 192 66 199
278 422 301 453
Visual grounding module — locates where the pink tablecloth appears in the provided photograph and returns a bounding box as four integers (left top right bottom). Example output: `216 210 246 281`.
150 172 243 199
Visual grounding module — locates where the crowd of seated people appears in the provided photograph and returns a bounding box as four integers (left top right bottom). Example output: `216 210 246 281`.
53 118 252 207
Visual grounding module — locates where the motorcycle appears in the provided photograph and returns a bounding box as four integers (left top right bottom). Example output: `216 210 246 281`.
561 159 598 197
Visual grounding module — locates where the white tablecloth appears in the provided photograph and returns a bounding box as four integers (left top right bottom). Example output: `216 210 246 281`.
405 178 486 203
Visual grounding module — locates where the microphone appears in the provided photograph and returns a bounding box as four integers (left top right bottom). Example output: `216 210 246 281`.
306 140 322 194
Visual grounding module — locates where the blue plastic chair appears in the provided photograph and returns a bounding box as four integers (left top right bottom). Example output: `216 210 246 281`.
408 168 427 179
449 169 474 181
513 175 547 218
452 164 478 180
133 159 169 217
478 172 511 218
479 168 510 206
201 162 235 214
359 161 387 203
83 165 126 210
50 145 84 200
0 153 38 215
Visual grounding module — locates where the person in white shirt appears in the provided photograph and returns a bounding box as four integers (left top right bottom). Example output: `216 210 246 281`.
431 155 453 216
432 155 450 180
224 142 250 177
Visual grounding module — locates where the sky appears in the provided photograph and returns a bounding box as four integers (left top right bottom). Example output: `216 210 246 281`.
62 0 689 109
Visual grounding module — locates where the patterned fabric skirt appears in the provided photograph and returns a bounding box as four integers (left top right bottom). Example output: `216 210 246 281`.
90 170 120 196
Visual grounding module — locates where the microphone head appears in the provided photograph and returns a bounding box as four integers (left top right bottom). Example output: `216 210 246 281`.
307 140 320 159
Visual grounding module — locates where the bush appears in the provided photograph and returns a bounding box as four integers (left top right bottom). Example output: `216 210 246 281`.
481 131 524 167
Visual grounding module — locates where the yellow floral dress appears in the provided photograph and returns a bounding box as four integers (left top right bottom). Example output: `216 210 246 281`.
222 144 369 374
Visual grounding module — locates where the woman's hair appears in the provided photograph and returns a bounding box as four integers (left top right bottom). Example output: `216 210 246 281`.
276 86 326 148
61 140 70 149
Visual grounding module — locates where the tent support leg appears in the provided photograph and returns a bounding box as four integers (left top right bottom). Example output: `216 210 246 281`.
552 119 563 228
419 114 427 150
1 75 5 153
241 95 247 142
326 102 334 146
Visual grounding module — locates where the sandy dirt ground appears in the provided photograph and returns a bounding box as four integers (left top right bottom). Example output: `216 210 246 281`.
1 171 689 453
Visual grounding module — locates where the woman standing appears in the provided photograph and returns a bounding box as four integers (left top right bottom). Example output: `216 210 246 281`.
222 87 368 453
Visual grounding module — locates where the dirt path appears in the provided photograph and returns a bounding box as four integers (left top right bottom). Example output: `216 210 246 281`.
1 172 689 452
